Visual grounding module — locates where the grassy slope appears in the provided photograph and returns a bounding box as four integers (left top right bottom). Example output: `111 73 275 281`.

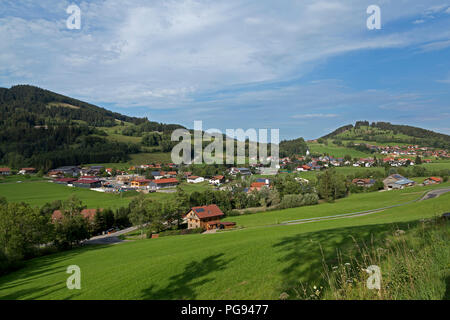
0 186 449 300
222 183 450 228
307 141 376 158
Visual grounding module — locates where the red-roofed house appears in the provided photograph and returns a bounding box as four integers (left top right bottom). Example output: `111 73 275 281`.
184 204 225 230
19 168 36 175
249 182 267 192
209 175 225 185
149 178 179 190
296 165 311 172
52 208 103 222
0 167 11 175
423 177 443 185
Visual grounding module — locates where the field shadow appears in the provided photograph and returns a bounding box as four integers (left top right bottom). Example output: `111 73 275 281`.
444 276 450 300
140 253 232 300
0 244 111 299
273 221 413 298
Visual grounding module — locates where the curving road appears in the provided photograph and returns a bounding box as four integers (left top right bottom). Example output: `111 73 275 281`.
281 187 450 226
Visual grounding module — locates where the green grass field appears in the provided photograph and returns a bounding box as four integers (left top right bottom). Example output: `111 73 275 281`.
307 141 375 158
0 182 449 299
0 181 133 209
0 180 213 209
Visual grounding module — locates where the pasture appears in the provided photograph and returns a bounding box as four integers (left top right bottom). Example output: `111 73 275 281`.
0 190 448 300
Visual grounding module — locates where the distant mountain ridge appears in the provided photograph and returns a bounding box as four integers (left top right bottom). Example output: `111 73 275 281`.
0 85 184 170
321 121 450 149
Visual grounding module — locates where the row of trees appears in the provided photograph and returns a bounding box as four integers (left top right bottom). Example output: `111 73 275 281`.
0 196 132 275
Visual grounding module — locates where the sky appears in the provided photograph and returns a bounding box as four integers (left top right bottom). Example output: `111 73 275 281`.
1 0 450 140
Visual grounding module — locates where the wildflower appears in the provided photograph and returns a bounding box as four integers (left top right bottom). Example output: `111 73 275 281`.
279 292 289 300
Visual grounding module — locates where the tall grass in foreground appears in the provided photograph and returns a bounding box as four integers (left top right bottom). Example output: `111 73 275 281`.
292 217 450 300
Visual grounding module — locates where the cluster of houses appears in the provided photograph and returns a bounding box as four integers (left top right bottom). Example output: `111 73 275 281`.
292 155 433 172
352 174 443 190
45 164 233 193
0 167 37 175
51 203 236 232
364 144 449 159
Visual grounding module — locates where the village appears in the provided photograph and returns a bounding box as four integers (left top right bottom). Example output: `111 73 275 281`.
0 144 447 235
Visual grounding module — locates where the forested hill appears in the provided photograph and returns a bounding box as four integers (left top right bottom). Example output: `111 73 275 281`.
0 85 184 170
321 121 450 149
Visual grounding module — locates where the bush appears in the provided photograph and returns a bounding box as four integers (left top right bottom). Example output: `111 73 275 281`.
279 194 304 209
226 210 241 217
157 228 203 238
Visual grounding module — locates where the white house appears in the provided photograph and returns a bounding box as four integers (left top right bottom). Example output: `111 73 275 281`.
209 175 225 185
187 176 205 184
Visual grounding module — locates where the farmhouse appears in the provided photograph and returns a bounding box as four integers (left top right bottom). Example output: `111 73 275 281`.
55 166 81 177
72 179 102 189
423 177 442 185
352 178 376 188
230 167 252 176
148 178 179 190
131 179 152 188
383 174 415 190
151 171 164 179
296 165 311 172
53 177 77 185
249 182 267 192
187 176 205 184
0 167 11 175
19 168 36 175
184 204 225 230
209 175 225 185
165 171 178 178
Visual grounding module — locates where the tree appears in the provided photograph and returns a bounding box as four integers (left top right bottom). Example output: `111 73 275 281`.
53 213 90 249
317 169 348 202
128 194 152 237
415 155 422 165
0 202 49 261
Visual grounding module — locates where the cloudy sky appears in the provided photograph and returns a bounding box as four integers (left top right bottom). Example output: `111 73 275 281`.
1 0 450 139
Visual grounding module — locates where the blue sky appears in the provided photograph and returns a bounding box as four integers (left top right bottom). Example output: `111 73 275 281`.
1 0 450 140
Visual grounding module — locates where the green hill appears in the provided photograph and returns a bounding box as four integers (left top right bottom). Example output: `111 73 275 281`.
0 85 184 170
321 121 450 149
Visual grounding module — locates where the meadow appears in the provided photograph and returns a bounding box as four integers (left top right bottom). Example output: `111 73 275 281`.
0 183 449 300
223 182 450 227
307 141 376 158
0 180 213 209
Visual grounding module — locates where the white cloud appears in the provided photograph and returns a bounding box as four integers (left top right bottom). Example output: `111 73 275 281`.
0 0 450 138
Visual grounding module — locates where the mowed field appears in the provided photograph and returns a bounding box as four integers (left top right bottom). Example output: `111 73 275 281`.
0 180 214 209
307 142 376 158
222 183 450 228
0 181 133 209
0 184 449 300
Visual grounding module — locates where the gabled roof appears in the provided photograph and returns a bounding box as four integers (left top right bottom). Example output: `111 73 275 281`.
250 182 266 188
190 204 224 219
0 167 11 172
75 179 101 184
54 178 77 182
152 178 178 184
394 178 415 185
